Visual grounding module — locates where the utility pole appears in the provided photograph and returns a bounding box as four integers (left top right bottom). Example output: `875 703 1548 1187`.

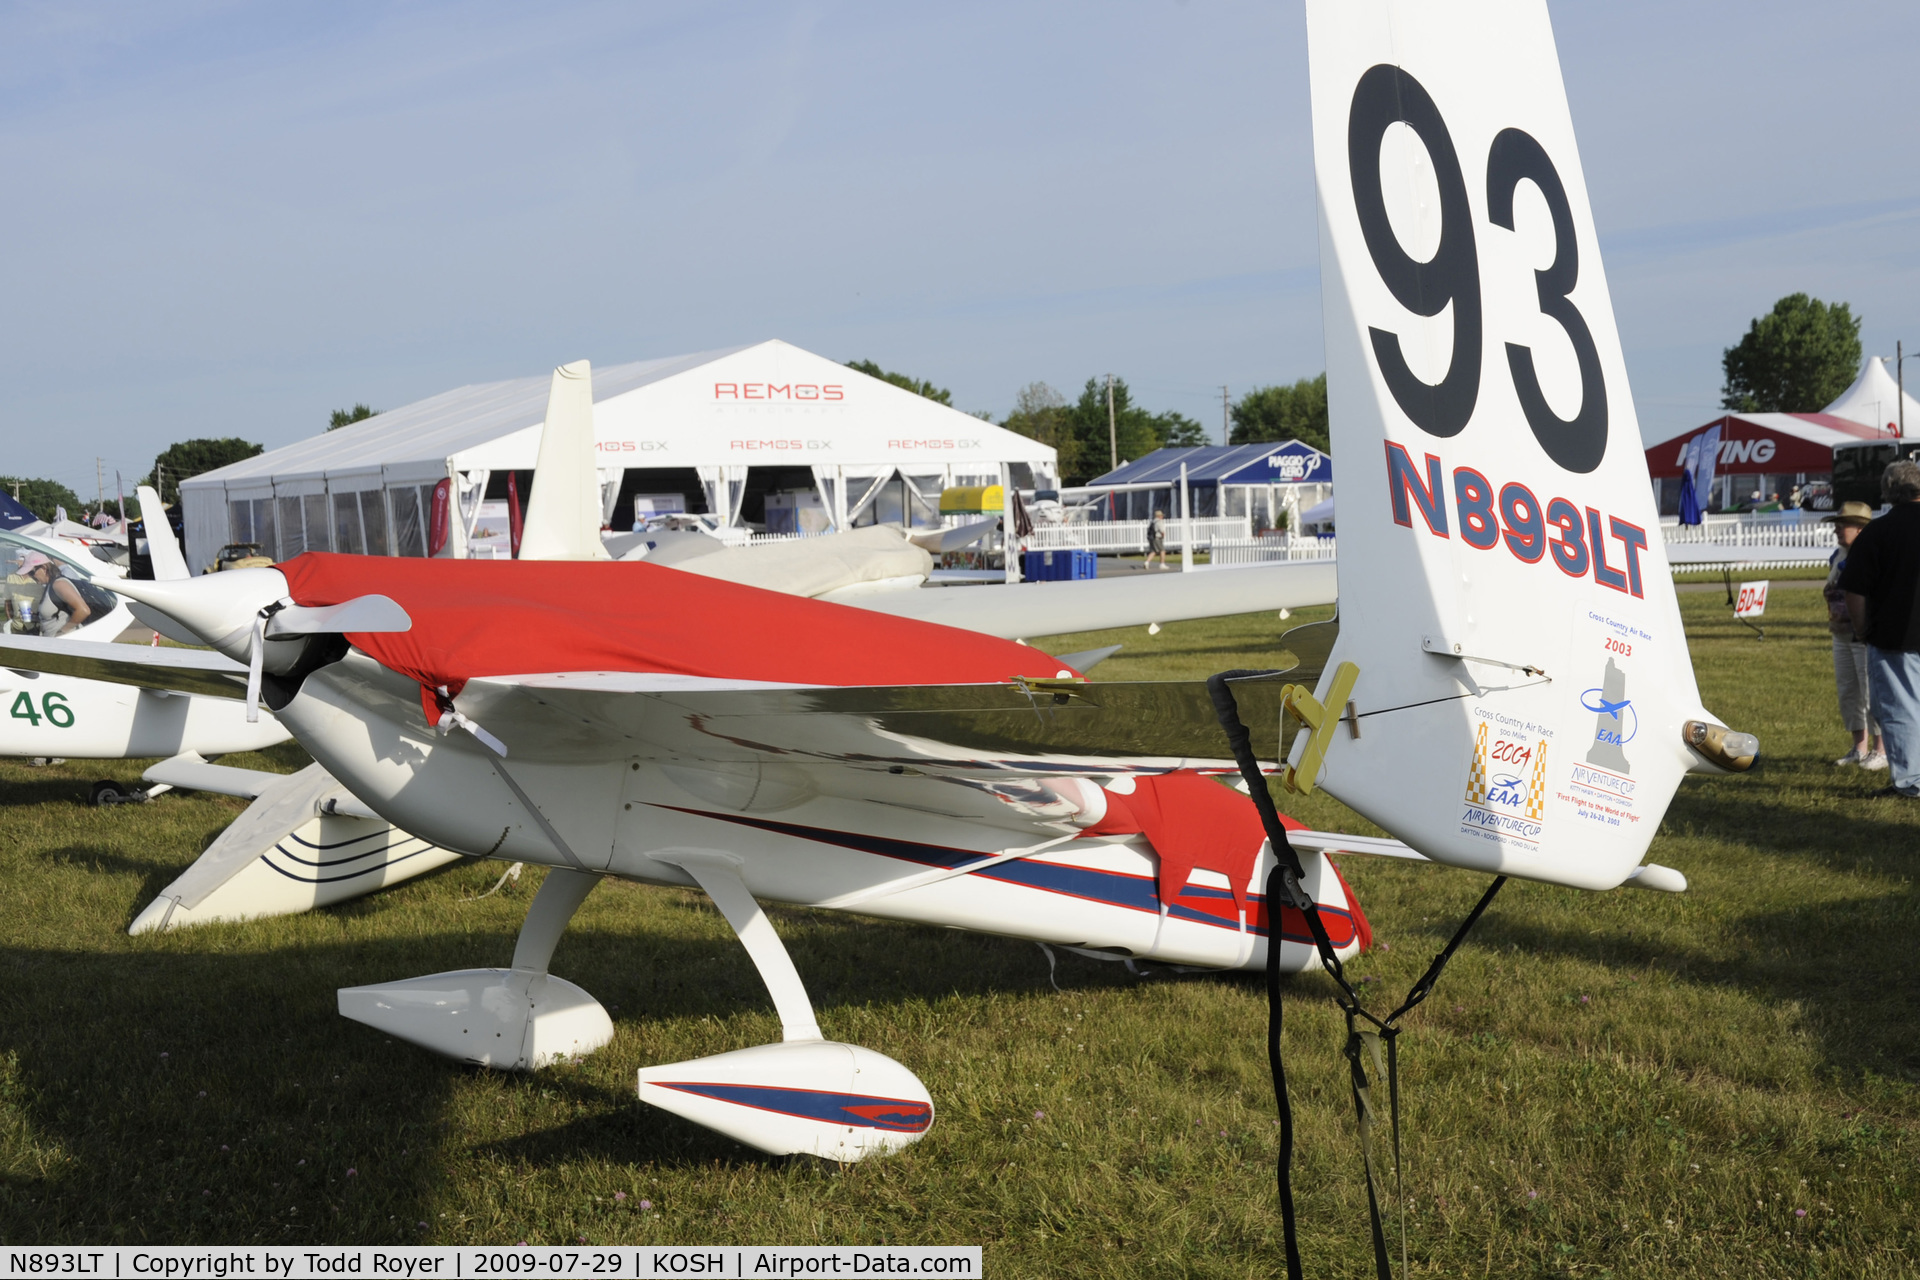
1106 374 1117 472
1900 340 1907 439
95 457 104 515
1220 386 1231 446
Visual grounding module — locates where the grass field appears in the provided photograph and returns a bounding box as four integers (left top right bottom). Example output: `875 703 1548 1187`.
1 587 1915 1276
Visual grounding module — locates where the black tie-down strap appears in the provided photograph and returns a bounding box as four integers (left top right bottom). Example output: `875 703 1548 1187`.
1208 670 1506 1280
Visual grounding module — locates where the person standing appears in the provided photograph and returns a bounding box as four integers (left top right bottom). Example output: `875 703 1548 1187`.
1840 460 1920 798
1144 509 1168 570
1823 502 1884 768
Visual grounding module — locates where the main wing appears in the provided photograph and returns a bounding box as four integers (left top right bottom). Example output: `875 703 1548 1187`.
0 632 247 699
845 560 1337 639
453 671 1294 778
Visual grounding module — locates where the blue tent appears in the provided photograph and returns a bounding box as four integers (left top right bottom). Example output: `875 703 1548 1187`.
0 490 39 531
1079 441 1332 526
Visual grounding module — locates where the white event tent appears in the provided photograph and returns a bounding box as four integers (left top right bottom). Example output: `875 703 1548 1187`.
180 341 1055 572
1822 356 1920 436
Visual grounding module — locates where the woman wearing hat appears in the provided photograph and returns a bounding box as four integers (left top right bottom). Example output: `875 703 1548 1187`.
13 551 120 637
1824 502 1886 768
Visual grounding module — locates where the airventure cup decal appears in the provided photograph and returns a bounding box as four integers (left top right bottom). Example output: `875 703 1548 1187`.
1558 657 1643 831
1461 713 1552 848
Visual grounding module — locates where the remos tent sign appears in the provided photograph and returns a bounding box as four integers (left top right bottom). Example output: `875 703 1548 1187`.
179 341 1054 571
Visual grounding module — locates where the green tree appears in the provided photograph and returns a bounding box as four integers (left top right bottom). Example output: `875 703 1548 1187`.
845 359 953 406
329 404 378 430
1052 378 1180 484
1003 378 1210 485
1153 410 1209 449
1071 378 1150 483
141 438 264 505
1002 382 1080 481
0 476 84 523
1721 293 1862 412
1230 374 1329 453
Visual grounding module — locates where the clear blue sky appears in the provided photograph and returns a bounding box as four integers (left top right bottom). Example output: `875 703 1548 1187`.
2 1 1915 501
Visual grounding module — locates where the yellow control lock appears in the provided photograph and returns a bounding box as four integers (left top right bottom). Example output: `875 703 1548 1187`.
1278 661 1359 795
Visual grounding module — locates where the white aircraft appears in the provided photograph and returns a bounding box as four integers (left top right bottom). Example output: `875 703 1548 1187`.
0 520 287 798
2 492 471 929
0 1 1751 1186
3 358 1368 1158
134 466 1335 933
6 464 1334 939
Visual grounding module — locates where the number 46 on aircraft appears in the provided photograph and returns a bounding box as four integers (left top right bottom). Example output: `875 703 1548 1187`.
10 691 74 728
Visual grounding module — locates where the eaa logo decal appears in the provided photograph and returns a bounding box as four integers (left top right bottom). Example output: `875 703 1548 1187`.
1580 657 1635 772
1461 714 1550 848
1559 658 1643 832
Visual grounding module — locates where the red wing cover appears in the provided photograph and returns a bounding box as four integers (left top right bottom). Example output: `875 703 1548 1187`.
277 554 1074 706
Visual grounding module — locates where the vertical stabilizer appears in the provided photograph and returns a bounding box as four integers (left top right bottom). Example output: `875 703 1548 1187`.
517 360 610 561
136 485 189 581
1299 0 1731 890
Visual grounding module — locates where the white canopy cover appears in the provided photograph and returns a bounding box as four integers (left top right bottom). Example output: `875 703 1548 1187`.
1823 356 1920 436
180 341 1054 570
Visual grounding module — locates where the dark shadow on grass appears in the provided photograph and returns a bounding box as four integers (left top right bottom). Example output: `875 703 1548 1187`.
36 841 205 921
557 909 1150 1028
0 939 469 1245
0 903 1186 1225
36 843 184 879
469 917 1193 1173
0 776 96 807
1660 785 1920 877
470 1083 773 1171
1455 891 1920 1081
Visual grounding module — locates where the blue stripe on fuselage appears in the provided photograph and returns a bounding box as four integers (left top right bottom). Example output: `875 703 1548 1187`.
649 805 1356 946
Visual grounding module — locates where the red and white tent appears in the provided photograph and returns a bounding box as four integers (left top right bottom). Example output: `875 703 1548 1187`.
1646 357 1920 487
1644 411 1887 479
1823 356 1920 436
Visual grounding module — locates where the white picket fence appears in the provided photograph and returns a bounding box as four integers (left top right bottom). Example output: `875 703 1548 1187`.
1023 516 1252 553
1207 536 1338 566
1657 513 1836 570
1660 514 1835 549
727 511 1830 574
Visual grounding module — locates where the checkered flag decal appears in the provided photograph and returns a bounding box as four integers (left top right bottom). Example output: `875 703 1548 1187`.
1524 740 1549 819
1464 721 1489 806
